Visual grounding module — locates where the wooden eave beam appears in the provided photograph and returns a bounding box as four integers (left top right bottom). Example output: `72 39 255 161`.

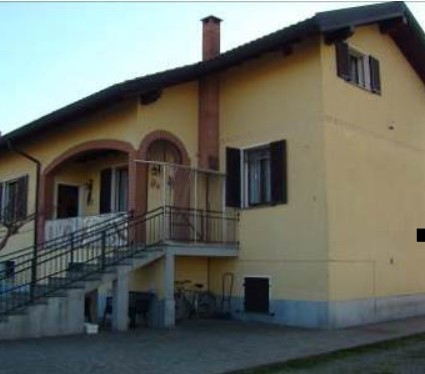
324 26 355 45
379 16 408 34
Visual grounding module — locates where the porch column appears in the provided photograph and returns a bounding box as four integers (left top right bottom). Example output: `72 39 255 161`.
37 173 54 245
163 253 175 327
112 267 129 331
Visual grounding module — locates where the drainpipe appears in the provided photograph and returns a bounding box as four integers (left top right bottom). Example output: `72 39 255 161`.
5 138 41 301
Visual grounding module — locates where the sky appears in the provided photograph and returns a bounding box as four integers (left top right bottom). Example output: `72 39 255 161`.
0 1 424 135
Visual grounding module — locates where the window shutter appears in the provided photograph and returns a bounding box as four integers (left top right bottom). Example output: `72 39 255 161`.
335 42 351 81
100 168 112 214
0 182 3 222
270 140 287 205
225 148 241 208
17 175 28 220
369 56 381 94
244 277 270 313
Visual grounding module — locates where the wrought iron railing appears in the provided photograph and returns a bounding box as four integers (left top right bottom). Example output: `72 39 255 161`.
0 207 238 317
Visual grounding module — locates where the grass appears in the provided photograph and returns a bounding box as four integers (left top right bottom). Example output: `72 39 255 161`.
228 333 425 374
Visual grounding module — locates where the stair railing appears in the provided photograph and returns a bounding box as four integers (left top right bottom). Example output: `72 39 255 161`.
0 208 164 316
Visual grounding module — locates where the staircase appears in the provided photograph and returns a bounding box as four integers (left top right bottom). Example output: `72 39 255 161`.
0 208 168 340
0 207 239 340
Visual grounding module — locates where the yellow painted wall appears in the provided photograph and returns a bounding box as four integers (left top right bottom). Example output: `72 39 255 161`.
321 25 425 300
128 256 208 298
137 83 198 165
213 36 330 301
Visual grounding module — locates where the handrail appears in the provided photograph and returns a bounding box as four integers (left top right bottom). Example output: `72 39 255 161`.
0 206 239 317
0 211 131 262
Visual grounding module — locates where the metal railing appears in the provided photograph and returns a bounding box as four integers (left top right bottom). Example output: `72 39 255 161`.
0 207 238 317
165 206 239 244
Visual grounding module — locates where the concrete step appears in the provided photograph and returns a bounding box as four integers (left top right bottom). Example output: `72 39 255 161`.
48 276 85 289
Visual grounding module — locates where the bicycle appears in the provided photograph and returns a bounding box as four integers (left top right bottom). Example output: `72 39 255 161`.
174 280 216 321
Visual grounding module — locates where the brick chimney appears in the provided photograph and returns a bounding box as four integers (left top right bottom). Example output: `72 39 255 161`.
198 16 222 170
202 15 222 60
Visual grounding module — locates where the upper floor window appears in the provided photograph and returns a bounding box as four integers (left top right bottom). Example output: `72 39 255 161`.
225 140 287 209
336 41 381 94
0 175 28 223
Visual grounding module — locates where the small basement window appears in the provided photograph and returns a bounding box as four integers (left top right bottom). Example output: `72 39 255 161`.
244 277 270 314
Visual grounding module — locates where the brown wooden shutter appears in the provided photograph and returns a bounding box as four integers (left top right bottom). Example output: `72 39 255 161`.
17 175 28 220
100 168 112 214
225 148 241 208
0 182 3 222
335 42 351 81
270 140 287 205
369 56 381 94
244 277 269 313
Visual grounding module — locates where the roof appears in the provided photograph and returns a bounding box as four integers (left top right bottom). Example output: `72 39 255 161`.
1 1 424 148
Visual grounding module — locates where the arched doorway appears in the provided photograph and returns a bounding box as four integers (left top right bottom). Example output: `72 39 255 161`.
146 139 183 212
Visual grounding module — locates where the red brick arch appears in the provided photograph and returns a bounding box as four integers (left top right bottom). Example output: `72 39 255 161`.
137 130 190 166
135 130 190 222
44 139 135 176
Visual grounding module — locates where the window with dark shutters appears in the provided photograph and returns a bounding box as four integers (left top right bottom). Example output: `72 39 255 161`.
335 42 381 95
336 42 351 81
369 56 381 94
270 140 287 205
244 277 270 313
225 148 241 208
100 168 112 214
0 176 28 223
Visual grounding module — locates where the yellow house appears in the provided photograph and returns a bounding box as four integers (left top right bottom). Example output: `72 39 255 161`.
1 1 425 339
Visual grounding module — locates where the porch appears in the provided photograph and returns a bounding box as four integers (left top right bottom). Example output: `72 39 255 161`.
42 139 238 249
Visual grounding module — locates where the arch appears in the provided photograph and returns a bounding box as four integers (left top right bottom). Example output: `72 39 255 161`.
138 130 190 166
44 139 135 176
38 139 135 245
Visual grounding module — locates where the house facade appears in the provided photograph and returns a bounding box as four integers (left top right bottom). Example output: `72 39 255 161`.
1 2 425 335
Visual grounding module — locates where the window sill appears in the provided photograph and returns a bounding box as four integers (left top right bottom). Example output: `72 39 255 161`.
241 202 285 211
343 78 381 96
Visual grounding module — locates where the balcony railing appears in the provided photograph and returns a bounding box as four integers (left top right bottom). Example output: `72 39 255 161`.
44 212 128 243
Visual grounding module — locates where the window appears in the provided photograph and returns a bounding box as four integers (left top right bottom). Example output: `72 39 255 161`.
336 42 381 94
100 166 128 214
226 140 287 208
244 277 270 314
245 146 271 206
0 176 28 223
349 50 368 88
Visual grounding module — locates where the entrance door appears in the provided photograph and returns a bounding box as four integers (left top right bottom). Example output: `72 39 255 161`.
57 184 80 218
147 141 180 212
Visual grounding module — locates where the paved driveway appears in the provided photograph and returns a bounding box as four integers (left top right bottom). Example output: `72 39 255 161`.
1 317 425 374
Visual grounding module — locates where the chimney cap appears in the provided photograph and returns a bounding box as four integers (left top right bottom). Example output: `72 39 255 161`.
201 15 222 24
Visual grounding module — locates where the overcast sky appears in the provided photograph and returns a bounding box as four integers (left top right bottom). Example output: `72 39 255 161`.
1 1 424 135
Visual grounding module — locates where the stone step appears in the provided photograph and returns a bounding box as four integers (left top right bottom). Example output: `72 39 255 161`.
48 277 85 289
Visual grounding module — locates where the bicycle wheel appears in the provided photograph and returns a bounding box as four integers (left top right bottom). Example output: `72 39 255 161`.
197 291 216 318
175 294 190 322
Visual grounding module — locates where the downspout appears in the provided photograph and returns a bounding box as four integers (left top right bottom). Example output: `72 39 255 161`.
5 138 41 300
